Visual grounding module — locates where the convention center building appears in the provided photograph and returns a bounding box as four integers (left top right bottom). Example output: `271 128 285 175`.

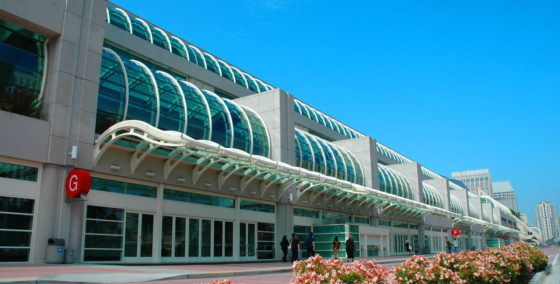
0 0 536 263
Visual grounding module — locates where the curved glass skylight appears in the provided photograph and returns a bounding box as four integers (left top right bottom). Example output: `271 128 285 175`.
377 164 414 200
106 5 272 93
421 183 444 208
96 47 270 157
294 130 365 185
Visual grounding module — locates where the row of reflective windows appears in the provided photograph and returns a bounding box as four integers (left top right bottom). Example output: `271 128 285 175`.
91 177 274 213
96 47 270 157
0 196 34 262
84 205 274 261
294 129 365 185
378 164 414 200
0 20 45 117
106 6 272 94
376 143 411 164
293 100 363 140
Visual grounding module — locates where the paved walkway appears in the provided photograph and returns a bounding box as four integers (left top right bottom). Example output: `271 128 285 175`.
0 255 416 283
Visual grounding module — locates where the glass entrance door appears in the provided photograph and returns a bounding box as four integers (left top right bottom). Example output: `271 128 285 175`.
239 222 256 258
124 212 153 261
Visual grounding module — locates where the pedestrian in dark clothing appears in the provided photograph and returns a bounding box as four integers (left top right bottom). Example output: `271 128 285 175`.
405 241 412 255
291 233 300 262
345 236 355 262
446 240 452 253
306 232 315 258
280 235 289 262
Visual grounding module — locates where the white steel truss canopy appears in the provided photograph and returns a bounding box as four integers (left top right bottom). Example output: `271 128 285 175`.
93 120 461 219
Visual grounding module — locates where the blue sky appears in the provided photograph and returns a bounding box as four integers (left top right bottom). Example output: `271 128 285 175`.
112 0 559 224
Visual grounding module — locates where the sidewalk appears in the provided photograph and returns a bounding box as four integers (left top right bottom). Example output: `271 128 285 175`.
0 255 419 284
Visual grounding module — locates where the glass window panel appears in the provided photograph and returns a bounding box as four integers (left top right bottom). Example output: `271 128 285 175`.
338 148 355 183
140 214 153 257
107 6 130 32
230 67 247 88
224 100 251 153
83 249 121 262
242 106 269 157
294 137 301 167
201 219 211 257
217 60 234 81
214 220 223 257
177 81 210 140
0 231 30 247
243 73 259 92
295 131 313 171
0 196 34 213
305 134 325 174
0 214 32 230
0 20 45 106
225 222 233 257
161 216 172 257
255 79 266 93
175 217 186 257
348 153 364 185
169 36 187 59
203 91 232 147
91 177 157 198
164 188 234 208
124 212 138 257
240 200 275 213
293 208 319 218
239 223 246 257
123 59 157 126
248 223 255 257
0 248 29 262
188 219 199 257
315 138 336 177
188 45 206 68
149 26 169 51
326 144 346 180
85 220 122 235
203 53 220 74
86 205 123 221
129 17 150 41
96 49 126 133
154 72 185 132
84 235 122 249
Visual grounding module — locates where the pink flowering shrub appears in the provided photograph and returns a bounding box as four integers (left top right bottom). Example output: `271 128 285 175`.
292 242 547 284
292 254 389 283
392 255 463 284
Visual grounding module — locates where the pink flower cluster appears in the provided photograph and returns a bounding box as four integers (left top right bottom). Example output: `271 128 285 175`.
291 242 547 284
293 254 389 283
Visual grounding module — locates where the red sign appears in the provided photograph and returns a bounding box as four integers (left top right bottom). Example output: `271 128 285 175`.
65 169 91 198
504 236 509 241
451 229 460 236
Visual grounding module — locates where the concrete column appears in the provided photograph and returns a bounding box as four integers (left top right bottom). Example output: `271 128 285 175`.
275 203 293 260
153 185 164 263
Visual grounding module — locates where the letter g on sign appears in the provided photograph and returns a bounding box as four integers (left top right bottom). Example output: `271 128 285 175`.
65 169 91 198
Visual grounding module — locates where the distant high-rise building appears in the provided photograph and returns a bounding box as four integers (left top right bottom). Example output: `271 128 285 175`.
492 181 518 212
535 201 560 242
451 169 492 196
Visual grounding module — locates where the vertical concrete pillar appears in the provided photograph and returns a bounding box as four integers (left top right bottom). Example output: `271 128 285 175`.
276 203 294 260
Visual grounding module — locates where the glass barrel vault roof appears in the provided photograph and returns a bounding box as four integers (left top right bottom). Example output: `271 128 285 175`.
96 47 270 157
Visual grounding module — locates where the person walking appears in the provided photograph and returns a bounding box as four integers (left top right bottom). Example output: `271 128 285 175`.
306 232 315 258
345 236 355 262
453 238 459 253
291 233 300 262
405 241 412 255
332 236 341 259
446 240 452 253
280 235 289 262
